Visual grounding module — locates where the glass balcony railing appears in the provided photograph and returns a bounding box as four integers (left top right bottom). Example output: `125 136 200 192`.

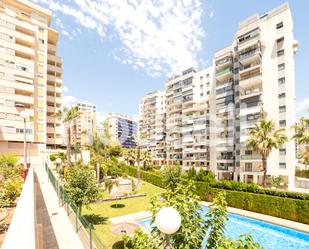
241 154 262 160
239 48 260 61
215 67 233 77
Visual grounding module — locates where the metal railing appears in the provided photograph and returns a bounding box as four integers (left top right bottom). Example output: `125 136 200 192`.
44 163 107 249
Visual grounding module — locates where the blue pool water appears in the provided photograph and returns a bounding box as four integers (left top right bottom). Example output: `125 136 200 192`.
137 208 309 249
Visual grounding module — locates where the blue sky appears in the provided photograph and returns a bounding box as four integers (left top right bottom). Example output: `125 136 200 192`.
32 0 309 121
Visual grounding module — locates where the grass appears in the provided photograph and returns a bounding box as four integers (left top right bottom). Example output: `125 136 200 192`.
82 180 164 249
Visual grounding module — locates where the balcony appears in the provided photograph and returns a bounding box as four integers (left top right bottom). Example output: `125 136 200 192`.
215 57 232 70
239 74 262 88
239 62 261 75
240 87 262 100
215 67 233 81
239 48 261 65
241 154 262 160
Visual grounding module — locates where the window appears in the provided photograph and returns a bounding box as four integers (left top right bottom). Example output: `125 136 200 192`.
279 163 286 169
279 148 286 155
279 120 286 127
278 93 286 98
200 93 204 97
278 63 285 71
39 27 45 32
277 49 284 57
38 38 44 44
278 77 285 85
277 37 284 43
279 106 286 113
276 22 283 29
245 163 252 172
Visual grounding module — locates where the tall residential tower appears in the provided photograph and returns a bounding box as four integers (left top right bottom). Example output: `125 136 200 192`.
0 0 62 162
139 3 297 186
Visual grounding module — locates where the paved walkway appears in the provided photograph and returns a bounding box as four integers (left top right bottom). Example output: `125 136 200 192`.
34 173 59 249
110 211 151 224
35 165 85 249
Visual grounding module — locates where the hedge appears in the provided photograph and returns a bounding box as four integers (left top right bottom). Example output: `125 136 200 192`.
120 165 309 224
121 165 164 188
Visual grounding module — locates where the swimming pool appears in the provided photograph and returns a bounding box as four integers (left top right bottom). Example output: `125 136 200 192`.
137 207 309 249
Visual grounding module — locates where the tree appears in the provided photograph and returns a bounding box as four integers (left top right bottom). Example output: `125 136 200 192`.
123 148 136 166
205 192 228 248
89 132 106 183
161 164 182 191
49 152 66 163
104 178 119 194
299 147 309 169
140 149 152 170
128 180 206 249
0 154 22 208
293 117 309 168
55 106 81 167
247 119 287 187
293 117 309 145
127 182 262 249
64 164 99 214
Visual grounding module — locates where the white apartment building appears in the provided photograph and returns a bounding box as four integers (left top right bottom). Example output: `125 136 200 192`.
212 3 297 186
0 0 62 163
140 3 297 186
72 101 96 147
163 67 214 170
105 113 138 148
139 91 166 164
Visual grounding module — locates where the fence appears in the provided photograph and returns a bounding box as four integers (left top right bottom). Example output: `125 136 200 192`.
44 163 107 249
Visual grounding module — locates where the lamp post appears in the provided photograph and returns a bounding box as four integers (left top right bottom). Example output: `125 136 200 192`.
20 110 29 171
155 207 181 249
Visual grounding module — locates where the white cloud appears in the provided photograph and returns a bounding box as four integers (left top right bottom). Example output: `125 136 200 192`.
107 103 113 107
32 0 205 77
296 97 309 117
62 85 69 92
209 11 214 18
62 95 77 107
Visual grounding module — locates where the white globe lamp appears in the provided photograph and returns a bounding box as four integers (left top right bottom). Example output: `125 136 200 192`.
155 206 181 249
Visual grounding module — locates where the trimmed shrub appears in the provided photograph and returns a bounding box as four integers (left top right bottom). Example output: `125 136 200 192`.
119 164 309 224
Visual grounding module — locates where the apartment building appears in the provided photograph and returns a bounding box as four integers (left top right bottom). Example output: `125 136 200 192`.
0 0 62 162
71 102 96 147
140 3 297 186
139 91 166 164
164 67 214 170
212 3 298 186
105 113 137 148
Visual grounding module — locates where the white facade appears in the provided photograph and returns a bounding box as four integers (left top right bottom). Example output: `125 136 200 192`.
139 3 297 186
139 91 166 163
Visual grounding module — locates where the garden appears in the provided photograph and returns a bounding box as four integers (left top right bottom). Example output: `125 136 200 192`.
0 154 23 246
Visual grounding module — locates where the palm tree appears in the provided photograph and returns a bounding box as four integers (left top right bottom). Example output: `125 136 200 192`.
299 148 309 169
247 119 288 187
89 132 105 183
123 148 136 165
55 106 81 167
141 149 152 170
293 117 309 145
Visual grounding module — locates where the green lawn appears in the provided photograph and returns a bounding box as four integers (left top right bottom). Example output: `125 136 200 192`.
82 180 164 249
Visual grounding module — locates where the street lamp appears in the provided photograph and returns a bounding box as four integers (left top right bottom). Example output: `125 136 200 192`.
20 110 29 170
155 207 181 249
